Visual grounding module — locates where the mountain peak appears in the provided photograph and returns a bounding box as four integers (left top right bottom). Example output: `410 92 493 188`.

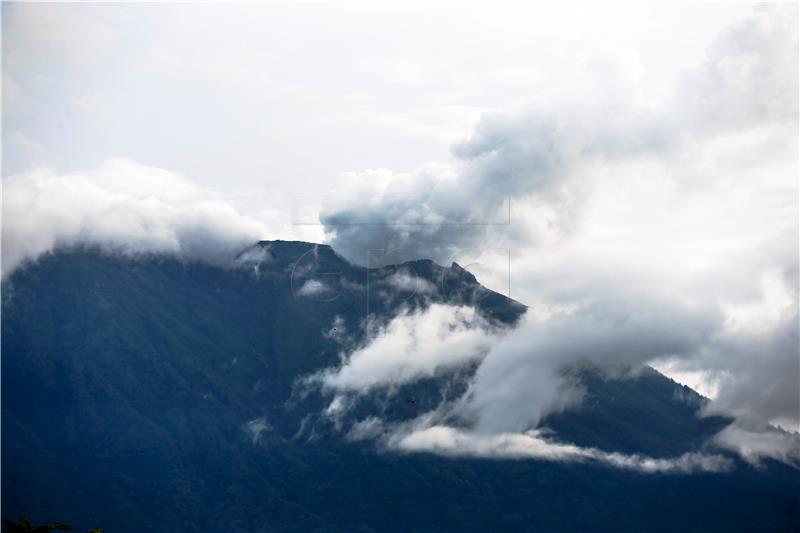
3 245 798 532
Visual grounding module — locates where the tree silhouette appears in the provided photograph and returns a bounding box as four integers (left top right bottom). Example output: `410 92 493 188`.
2 517 102 533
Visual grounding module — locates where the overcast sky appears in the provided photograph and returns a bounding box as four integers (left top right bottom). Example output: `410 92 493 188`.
4 2 785 288
3 2 798 449
4 3 755 196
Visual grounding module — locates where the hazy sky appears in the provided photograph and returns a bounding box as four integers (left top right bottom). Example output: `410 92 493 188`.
3 2 798 451
3 1 784 289
4 3 755 196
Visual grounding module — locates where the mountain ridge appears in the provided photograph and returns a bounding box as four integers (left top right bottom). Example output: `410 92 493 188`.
2 243 799 532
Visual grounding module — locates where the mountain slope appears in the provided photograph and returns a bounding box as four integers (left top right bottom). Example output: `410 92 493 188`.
542 366 732 458
2 242 798 532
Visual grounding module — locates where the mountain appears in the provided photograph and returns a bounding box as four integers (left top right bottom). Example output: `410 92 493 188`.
3 241 799 532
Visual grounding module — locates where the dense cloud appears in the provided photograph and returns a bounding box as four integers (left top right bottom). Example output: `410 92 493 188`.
715 424 800 467
2 158 268 276
313 4 799 460
315 302 737 472
2 4 796 466
676 3 798 134
315 297 798 468
506 231 800 434
313 304 496 392
459 298 720 433
320 6 798 270
320 5 797 267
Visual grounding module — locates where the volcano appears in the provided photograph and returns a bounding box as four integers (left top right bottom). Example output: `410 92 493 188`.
2 241 798 532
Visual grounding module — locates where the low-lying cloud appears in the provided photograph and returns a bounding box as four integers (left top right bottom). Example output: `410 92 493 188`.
390 425 732 473
2 158 268 276
315 304 496 392
297 279 335 298
715 423 800 468
385 269 437 295
314 295 798 468
311 4 799 463
459 298 719 434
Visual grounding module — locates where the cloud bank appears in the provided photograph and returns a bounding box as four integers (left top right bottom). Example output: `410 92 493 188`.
458 298 719 434
313 301 736 473
2 158 268 276
2 3 796 468
315 304 496 392
315 293 798 468
715 423 800 468
320 5 797 267
307 304 732 473
313 4 799 460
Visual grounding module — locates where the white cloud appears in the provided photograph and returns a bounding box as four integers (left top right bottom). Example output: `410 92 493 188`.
714 424 800 467
315 5 799 444
297 279 334 298
1 158 269 276
3 1 796 467
389 425 732 473
329 295 716 436
317 304 496 392
346 416 386 442
322 3 797 270
384 269 437 295
458 299 719 434
312 293 797 467
236 243 272 265
305 300 721 469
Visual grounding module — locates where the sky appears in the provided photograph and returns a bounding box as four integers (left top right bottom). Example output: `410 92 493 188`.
3 2 757 194
2 2 798 462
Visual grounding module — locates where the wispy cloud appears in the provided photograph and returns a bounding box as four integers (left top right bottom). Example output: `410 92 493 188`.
389 425 732 473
